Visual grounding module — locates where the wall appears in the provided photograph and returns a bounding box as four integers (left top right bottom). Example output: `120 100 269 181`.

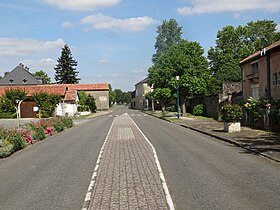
270 51 280 100
187 82 242 119
134 82 152 110
86 90 109 110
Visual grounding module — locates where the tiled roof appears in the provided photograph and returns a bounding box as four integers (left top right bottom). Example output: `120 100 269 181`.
240 39 280 64
64 89 77 101
36 83 110 91
66 83 110 91
0 85 66 97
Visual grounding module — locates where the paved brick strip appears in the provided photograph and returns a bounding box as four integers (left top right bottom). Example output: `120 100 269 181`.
83 113 174 210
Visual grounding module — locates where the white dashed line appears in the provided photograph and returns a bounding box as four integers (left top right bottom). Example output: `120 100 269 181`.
81 118 115 210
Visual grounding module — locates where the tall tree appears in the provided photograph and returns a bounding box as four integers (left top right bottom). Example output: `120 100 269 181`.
152 19 183 64
208 20 280 94
149 39 209 114
54 44 80 84
33 70 51 84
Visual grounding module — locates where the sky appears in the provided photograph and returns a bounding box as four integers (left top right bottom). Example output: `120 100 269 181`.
0 0 279 91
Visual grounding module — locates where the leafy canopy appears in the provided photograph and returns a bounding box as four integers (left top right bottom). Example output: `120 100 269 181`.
152 19 182 64
33 70 51 84
208 19 280 94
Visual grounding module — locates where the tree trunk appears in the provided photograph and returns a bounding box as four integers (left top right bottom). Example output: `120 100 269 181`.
181 96 186 116
161 100 166 114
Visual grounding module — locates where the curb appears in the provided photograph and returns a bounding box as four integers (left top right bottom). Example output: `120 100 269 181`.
145 112 280 164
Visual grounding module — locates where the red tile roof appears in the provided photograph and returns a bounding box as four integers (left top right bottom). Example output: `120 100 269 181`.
240 39 280 64
0 85 66 97
66 83 110 91
64 89 77 101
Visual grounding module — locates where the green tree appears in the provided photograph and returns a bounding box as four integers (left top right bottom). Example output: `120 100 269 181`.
149 39 209 114
33 70 51 84
109 84 116 107
54 44 80 84
152 19 183 64
208 20 280 94
32 92 60 118
0 89 27 115
77 91 97 113
114 89 124 104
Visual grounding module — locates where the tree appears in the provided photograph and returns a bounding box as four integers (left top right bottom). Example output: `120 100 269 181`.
33 70 51 84
149 39 209 114
109 84 116 107
32 92 60 118
208 20 280 94
0 89 27 114
77 91 97 113
54 44 80 84
114 89 124 104
152 19 183 64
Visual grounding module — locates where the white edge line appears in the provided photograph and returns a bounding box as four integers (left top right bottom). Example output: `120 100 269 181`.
128 114 175 210
81 118 115 210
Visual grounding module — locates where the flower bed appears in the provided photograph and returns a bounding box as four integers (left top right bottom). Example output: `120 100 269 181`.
0 117 73 158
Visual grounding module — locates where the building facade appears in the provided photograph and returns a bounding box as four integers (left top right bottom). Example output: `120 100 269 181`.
240 40 280 100
132 77 152 110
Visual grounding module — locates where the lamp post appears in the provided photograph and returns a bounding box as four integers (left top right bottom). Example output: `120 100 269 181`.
176 76 180 119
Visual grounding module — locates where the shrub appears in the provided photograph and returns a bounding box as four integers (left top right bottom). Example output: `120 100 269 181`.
54 120 64 133
193 104 204 116
7 130 26 151
0 128 25 158
62 117 73 128
221 104 242 123
25 122 45 141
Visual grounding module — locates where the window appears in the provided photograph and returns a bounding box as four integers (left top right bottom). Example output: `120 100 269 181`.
251 84 259 99
272 72 280 86
9 78 14 84
251 62 258 74
23 78 27 83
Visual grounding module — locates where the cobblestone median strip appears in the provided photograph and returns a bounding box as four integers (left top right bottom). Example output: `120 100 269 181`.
82 113 174 210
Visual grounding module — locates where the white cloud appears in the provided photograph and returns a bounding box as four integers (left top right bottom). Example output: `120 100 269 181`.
0 38 65 56
42 0 121 11
81 13 157 32
276 24 280 32
62 21 75 29
23 58 56 74
177 0 280 15
132 68 146 74
98 59 109 64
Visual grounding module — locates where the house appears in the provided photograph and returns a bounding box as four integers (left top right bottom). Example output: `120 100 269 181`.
66 84 109 110
0 64 110 117
132 77 152 110
0 85 67 118
0 63 46 85
240 40 280 100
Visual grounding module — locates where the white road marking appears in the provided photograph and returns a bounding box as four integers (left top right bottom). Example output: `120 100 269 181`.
128 114 175 210
81 118 115 210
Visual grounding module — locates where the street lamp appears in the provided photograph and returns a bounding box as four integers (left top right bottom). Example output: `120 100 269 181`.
176 76 180 119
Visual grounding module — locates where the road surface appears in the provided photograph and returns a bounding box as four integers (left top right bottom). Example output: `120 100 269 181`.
0 106 279 209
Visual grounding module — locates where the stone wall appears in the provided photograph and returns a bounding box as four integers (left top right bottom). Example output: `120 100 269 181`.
186 82 242 119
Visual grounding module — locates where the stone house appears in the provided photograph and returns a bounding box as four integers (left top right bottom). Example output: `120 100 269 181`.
131 77 152 110
240 40 280 100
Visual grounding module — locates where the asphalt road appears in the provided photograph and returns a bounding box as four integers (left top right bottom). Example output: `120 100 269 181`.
129 108 280 210
0 115 113 210
1 106 280 210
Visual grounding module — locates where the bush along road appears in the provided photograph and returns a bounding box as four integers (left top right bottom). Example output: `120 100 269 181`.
0 117 73 158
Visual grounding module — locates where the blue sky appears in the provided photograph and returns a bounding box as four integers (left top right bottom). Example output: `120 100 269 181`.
0 0 279 91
